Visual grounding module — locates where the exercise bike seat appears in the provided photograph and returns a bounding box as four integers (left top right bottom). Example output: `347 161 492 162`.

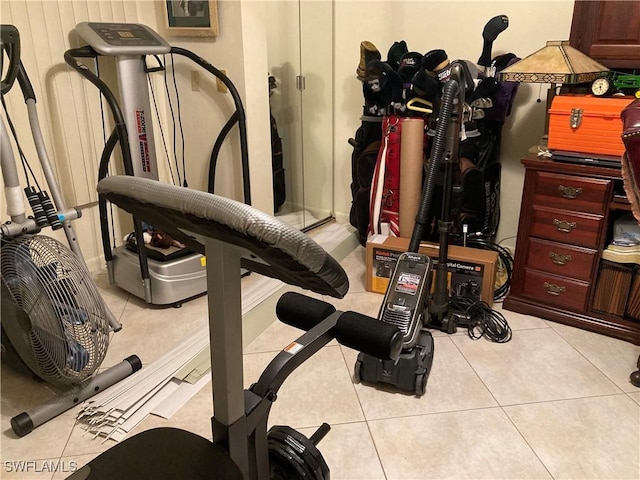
68 427 242 479
98 175 349 298
69 176 357 479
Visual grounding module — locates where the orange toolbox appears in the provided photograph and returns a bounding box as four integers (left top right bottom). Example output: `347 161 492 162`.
548 94 633 157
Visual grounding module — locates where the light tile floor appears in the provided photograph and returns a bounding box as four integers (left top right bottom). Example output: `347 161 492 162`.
2 243 640 479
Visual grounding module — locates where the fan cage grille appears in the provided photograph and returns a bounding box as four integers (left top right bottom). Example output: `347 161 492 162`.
1 235 110 385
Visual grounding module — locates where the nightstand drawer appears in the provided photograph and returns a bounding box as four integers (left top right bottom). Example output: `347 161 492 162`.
530 205 604 248
525 238 597 281
522 268 590 311
532 171 611 214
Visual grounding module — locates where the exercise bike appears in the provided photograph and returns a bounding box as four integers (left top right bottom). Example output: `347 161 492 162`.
66 175 403 479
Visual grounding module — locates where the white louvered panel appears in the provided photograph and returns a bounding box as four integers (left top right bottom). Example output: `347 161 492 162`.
109 0 127 22
124 0 142 23
85 0 104 22
5 2 48 200
63 1 105 203
96 0 115 22
41 1 91 208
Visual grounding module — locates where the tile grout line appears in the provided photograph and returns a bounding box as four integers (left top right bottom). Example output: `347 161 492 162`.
547 323 635 394
336 344 389 480
447 331 558 479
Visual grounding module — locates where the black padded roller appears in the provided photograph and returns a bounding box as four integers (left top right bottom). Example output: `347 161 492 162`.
276 292 336 331
335 312 403 361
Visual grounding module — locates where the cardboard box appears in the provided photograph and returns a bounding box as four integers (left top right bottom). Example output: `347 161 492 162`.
366 235 498 306
548 94 630 157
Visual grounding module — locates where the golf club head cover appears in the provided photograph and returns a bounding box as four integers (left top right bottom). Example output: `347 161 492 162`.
470 76 500 102
478 15 509 67
386 40 408 71
483 53 521 121
411 68 440 105
363 60 403 115
423 49 450 82
398 51 423 84
357 41 381 81
398 52 424 105
492 52 517 72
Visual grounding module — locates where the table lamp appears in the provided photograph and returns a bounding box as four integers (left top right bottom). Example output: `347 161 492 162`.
499 40 609 147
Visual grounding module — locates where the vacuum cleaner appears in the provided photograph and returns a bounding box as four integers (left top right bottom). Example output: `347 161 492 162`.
354 61 470 396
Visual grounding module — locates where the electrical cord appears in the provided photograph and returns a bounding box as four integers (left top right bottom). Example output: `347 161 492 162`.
449 295 512 343
451 234 514 301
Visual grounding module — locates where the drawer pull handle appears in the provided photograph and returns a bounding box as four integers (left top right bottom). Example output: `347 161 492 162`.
553 219 577 233
558 185 583 199
549 252 572 265
544 282 566 296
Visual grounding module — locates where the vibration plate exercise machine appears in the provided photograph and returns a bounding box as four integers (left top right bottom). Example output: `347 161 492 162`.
64 22 251 306
68 175 403 480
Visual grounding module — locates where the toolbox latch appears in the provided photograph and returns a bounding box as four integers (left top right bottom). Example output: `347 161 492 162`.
569 108 583 129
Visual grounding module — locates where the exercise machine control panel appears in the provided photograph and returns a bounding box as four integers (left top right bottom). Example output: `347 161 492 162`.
76 22 170 56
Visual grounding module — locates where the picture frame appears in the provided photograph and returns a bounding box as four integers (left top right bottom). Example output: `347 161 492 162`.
163 0 219 37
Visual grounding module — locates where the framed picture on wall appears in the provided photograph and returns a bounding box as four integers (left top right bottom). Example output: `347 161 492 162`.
163 0 218 37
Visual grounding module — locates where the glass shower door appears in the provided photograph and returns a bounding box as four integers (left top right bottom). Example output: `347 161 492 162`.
265 0 334 230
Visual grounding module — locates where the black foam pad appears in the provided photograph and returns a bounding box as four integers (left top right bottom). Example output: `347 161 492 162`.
276 292 336 331
335 312 403 361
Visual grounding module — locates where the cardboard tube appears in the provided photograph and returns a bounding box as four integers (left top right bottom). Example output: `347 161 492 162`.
399 118 425 237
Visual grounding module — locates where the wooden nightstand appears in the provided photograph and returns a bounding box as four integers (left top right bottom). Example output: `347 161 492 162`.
504 157 640 345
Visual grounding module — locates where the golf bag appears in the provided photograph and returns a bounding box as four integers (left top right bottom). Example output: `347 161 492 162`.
368 115 404 238
349 119 383 244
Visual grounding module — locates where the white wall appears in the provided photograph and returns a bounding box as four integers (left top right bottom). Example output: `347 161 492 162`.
333 0 576 251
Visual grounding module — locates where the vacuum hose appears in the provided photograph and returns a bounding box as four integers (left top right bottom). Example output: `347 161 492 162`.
408 76 461 253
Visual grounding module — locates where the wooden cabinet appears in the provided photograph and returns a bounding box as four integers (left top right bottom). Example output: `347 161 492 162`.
569 0 640 69
504 158 640 345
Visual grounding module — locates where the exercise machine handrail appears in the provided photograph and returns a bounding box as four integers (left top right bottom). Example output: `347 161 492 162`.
64 46 151 293
168 46 251 205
